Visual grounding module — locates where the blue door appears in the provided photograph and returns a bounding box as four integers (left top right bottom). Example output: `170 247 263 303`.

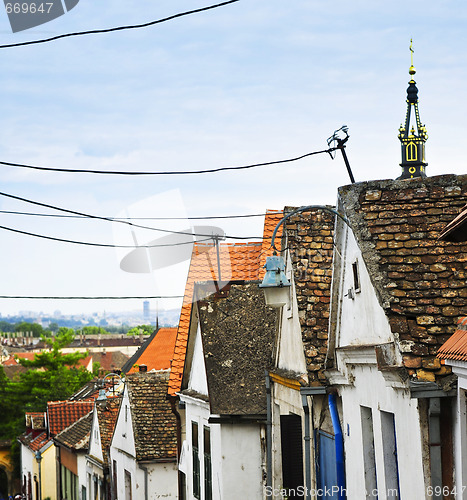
316 430 338 499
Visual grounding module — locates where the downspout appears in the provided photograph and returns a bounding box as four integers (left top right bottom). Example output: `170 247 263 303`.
301 393 311 500
169 395 183 499
429 398 442 500
265 371 272 500
328 393 346 500
138 464 149 500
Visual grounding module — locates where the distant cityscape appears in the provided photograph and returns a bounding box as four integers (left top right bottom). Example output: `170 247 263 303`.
0 301 180 330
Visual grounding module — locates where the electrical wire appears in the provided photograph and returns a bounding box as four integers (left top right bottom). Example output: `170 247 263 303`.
0 0 240 49
0 148 337 175
0 223 216 248
0 209 274 220
0 190 264 240
0 295 183 299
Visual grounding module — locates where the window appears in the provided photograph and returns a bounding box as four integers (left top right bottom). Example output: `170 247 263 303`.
352 260 361 293
360 406 377 499
407 141 417 161
192 422 200 499
113 460 118 499
204 427 212 500
124 470 132 500
380 411 400 500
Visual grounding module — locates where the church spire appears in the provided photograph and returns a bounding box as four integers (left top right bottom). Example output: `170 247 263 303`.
397 39 428 179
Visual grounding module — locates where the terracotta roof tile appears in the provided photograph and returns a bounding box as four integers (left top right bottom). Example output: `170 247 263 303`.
285 207 335 385
437 317 467 361
96 396 121 463
168 240 264 395
127 372 177 461
124 328 177 374
47 400 94 436
339 174 467 380
54 411 93 451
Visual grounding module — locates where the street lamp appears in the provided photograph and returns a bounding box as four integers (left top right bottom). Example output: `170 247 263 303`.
260 205 350 307
96 372 124 407
35 450 42 500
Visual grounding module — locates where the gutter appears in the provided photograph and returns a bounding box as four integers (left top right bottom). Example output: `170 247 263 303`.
138 464 149 500
300 386 325 500
265 372 272 500
328 393 346 500
169 395 183 500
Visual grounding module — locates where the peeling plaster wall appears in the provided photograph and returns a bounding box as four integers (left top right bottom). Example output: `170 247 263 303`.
335 225 395 347
340 364 425 499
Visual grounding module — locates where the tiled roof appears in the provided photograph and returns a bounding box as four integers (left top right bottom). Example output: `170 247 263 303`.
127 372 177 461
96 396 121 464
259 210 284 279
47 400 94 436
437 317 467 361
19 430 51 452
439 204 467 242
54 411 93 451
196 282 276 415
90 351 130 373
168 241 264 395
124 327 177 374
3 352 36 365
25 412 46 430
285 207 335 385
338 174 467 381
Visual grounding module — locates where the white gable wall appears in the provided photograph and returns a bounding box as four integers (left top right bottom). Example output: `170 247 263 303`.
276 250 308 376
340 362 425 499
334 225 394 348
187 324 209 395
88 408 104 463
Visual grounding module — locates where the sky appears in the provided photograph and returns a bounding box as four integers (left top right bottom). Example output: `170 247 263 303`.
0 0 466 318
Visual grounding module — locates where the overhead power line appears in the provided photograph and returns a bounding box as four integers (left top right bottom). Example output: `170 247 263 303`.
0 223 217 248
0 210 273 220
0 190 263 240
0 148 337 175
0 0 240 49
0 295 183 299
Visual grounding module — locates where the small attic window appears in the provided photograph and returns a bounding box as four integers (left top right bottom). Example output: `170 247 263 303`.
352 260 361 293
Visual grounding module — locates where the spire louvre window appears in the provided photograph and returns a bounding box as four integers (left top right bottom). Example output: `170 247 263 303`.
397 39 428 180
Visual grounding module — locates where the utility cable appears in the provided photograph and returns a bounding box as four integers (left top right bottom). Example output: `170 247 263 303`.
0 295 183 299
0 209 276 220
0 0 240 49
0 190 263 240
0 223 216 248
0 148 337 175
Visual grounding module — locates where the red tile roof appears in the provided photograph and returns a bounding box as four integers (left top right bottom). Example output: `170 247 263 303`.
437 317 467 361
127 327 177 374
168 241 264 396
47 400 94 436
96 396 121 463
259 210 284 279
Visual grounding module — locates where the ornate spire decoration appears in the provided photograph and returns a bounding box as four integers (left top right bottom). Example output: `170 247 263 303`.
397 39 428 179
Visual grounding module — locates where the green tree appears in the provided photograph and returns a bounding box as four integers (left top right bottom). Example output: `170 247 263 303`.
0 329 94 477
15 321 45 337
126 324 154 336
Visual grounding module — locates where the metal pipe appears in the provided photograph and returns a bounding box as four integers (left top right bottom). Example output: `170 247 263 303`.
301 393 312 500
265 371 273 500
169 396 184 499
328 393 346 500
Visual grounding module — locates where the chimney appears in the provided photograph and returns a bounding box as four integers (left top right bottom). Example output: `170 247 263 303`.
139 364 147 373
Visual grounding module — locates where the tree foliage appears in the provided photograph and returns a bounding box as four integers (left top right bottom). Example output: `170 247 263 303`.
0 329 94 440
126 324 154 336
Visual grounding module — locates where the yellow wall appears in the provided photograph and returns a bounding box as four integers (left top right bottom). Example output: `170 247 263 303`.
36 445 57 500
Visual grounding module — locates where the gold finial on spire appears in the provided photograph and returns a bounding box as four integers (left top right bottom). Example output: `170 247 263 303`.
409 38 416 78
